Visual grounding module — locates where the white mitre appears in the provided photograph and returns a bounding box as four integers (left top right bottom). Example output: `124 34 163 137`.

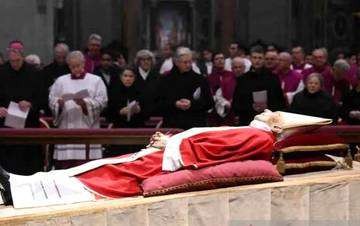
251 109 333 134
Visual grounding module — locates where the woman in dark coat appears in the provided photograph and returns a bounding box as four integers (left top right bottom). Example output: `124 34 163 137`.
107 67 145 128
289 72 338 121
106 67 146 157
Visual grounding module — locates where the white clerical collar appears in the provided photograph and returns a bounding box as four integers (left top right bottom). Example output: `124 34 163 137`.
249 119 272 132
160 58 174 74
139 67 150 80
205 62 213 75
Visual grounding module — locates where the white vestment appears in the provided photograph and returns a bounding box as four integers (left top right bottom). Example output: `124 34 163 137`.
49 73 108 160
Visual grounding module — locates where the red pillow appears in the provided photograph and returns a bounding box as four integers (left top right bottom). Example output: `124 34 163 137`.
141 160 283 197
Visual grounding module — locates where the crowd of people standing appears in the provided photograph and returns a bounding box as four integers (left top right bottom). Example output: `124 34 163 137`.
0 33 359 174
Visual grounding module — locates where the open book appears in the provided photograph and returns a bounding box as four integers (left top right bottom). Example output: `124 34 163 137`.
62 89 90 102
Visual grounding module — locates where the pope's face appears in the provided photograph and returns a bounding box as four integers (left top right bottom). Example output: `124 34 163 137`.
254 110 283 133
255 110 275 122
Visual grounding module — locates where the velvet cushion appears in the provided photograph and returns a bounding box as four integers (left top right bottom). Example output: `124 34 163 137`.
274 155 337 175
141 160 283 197
275 132 345 150
273 143 349 175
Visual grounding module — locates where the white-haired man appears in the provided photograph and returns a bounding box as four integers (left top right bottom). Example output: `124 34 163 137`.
42 43 70 85
157 47 214 129
49 51 108 169
231 57 246 77
41 43 71 116
134 49 161 117
84 33 102 73
331 59 351 104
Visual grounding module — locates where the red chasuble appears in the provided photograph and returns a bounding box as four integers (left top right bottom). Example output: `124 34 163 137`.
179 128 275 170
77 127 275 198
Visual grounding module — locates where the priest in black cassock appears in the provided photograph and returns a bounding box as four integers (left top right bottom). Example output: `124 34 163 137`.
133 49 161 118
157 47 214 129
0 46 43 175
232 45 286 125
41 43 70 116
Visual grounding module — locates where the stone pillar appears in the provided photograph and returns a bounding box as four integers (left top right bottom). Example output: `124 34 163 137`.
247 0 292 49
123 0 142 61
0 0 54 64
215 0 237 54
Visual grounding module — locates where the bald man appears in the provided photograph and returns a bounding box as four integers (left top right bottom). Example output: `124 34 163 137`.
231 57 246 78
275 52 302 93
273 52 303 105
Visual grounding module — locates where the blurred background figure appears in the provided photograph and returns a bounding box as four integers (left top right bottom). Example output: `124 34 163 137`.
289 73 337 121
208 52 236 126
291 45 312 74
157 43 174 75
340 70 360 125
93 49 118 90
332 59 351 105
25 54 41 70
113 51 127 72
264 50 279 73
231 57 246 78
224 42 240 71
84 33 102 73
197 48 213 76
0 52 5 66
41 43 70 116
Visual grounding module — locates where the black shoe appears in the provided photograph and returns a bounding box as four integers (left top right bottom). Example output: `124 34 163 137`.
0 166 12 206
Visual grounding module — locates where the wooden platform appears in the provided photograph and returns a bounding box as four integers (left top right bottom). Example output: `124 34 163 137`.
2 163 360 226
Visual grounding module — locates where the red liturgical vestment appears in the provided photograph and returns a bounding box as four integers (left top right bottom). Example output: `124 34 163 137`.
77 127 275 198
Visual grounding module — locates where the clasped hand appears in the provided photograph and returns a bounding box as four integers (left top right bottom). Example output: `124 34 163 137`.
0 107 7 118
119 102 141 116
